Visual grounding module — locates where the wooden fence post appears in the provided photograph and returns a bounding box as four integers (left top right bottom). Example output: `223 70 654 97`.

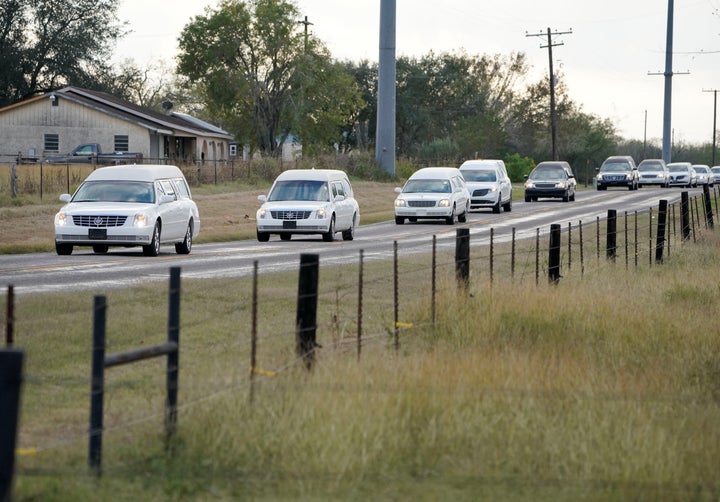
455 228 470 290
0 349 23 502
681 192 690 241
296 254 319 370
88 295 107 475
606 209 617 262
703 184 714 229
4 286 13 347
548 224 561 284
655 200 668 264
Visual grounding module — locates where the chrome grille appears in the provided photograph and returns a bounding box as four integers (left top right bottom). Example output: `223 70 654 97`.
472 189 489 196
408 200 436 208
72 215 127 227
535 183 557 189
270 210 311 220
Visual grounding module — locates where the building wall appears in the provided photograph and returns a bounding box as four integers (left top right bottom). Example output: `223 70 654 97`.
0 97 150 160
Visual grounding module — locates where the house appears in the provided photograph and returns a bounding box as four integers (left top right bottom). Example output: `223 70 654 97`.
0 86 234 164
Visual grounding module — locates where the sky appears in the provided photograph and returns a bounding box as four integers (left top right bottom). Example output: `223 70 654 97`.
114 0 720 146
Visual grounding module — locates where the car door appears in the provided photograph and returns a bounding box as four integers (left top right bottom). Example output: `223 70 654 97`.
497 167 512 204
331 180 352 230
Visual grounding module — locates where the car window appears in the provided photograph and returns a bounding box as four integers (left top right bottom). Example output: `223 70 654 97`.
72 181 154 203
403 179 452 193
341 179 353 197
695 167 709 173
667 165 688 172
158 180 177 200
462 169 497 182
174 178 192 199
530 168 566 180
268 180 330 202
333 181 345 197
638 164 663 171
600 162 631 172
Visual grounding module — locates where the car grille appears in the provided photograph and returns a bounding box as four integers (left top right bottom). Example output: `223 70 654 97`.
534 183 557 189
641 174 658 179
270 210 311 220
408 200 436 208
72 215 127 227
603 175 626 181
472 189 489 196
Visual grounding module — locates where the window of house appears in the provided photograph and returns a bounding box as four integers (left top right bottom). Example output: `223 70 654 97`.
114 135 129 152
44 134 59 152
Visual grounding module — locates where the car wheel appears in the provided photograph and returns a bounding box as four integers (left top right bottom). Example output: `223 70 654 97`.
93 245 109 254
395 216 404 225
492 199 501 213
142 222 161 257
280 233 292 241
175 222 193 254
342 213 356 241
55 243 73 255
525 195 531 202
256 230 270 242
503 198 512 212
322 215 336 242
563 192 569 202
458 210 467 223
446 206 455 225
570 191 576 202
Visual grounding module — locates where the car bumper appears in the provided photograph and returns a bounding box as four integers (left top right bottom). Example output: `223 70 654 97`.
525 188 567 199
54 226 153 246
597 179 634 188
469 196 500 209
395 207 453 219
256 220 331 234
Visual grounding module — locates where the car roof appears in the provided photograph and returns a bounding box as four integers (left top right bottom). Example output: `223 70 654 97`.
459 159 504 170
535 161 571 170
274 169 349 182
84 164 186 182
409 167 463 179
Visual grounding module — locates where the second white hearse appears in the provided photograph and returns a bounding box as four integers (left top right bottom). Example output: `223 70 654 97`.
54 164 200 256
256 169 360 242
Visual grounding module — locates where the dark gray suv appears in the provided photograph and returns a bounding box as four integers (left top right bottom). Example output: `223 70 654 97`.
596 156 639 191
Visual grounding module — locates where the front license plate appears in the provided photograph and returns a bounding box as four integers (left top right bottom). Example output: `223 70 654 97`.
416 210 426 216
282 221 297 229
89 228 107 240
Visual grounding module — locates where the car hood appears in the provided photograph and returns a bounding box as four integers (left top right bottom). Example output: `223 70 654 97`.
465 181 499 190
259 200 333 210
58 201 157 214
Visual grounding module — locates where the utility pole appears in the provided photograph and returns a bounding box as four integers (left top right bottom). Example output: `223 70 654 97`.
703 89 719 167
297 15 313 52
526 28 572 161
376 0 396 175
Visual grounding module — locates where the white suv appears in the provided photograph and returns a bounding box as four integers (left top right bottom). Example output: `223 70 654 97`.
256 169 360 242
459 159 512 213
394 167 470 225
54 164 200 256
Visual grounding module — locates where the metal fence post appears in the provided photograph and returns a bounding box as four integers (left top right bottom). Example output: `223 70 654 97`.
655 200 668 264
165 267 181 445
548 223 561 284
455 228 470 290
88 295 107 475
606 209 617 262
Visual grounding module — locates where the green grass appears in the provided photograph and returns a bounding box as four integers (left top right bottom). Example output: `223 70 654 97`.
4 217 720 500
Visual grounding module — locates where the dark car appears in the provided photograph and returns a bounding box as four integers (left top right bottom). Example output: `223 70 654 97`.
524 161 576 202
596 156 639 191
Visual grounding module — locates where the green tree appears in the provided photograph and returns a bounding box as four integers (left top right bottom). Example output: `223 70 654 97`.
0 0 124 106
176 0 362 157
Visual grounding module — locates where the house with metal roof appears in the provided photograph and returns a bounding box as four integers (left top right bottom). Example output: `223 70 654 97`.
0 86 234 164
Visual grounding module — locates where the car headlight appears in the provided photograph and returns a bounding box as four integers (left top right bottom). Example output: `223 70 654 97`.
257 208 267 219
596 174 603 180
490 186 498 192
315 208 327 219
524 181 534 189
133 213 149 227
394 198 406 207
626 173 633 180
557 182 567 189
438 199 451 208
55 212 67 226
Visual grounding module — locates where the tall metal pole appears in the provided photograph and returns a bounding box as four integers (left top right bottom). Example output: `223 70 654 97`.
704 89 718 167
376 0 396 175
661 0 674 163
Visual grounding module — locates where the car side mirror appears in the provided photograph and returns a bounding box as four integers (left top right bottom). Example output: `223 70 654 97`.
394 187 402 193
159 194 175 204
257 194 268 202
334 194 346 202
59 194 71 203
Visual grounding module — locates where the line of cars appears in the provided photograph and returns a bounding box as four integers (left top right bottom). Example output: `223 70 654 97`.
596 156 718 190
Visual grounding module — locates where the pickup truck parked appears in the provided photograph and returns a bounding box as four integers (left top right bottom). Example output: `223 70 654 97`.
45 143 143 165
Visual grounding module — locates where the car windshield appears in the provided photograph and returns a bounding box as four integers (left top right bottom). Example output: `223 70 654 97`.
529 168 566 180
268 180 330 202
638 164 663 171
461 169 497 182
403 179 452 193
712 168 720 174
72 181 155 203
694 167 709 173
600 162 631 172
667 164 689 172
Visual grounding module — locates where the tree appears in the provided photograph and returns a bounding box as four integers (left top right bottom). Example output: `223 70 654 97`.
0 0 124 106
176 0 362 157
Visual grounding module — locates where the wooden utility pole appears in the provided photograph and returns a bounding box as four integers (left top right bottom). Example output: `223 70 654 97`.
526 28 572 161
703 89 719 167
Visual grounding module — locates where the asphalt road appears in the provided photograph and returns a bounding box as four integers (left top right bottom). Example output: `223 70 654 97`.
0 186 702 296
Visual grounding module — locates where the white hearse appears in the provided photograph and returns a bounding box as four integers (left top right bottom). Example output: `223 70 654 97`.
54 164 200 256
256 169 360 242
394 167 470 225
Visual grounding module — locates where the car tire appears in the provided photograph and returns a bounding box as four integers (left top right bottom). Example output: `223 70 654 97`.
175 222 193 254
458 209 467 223
257 230 270 242
143 222 161 257
492 199 501 213
322 216 336 242
280 233 292 241
55 243 73 255
525 195 531 202
503 198 512 212
395 216 404 225
342 213 356 241
570 191 576 202
93 245 109 254
563 192 569 202
446 206 455 225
